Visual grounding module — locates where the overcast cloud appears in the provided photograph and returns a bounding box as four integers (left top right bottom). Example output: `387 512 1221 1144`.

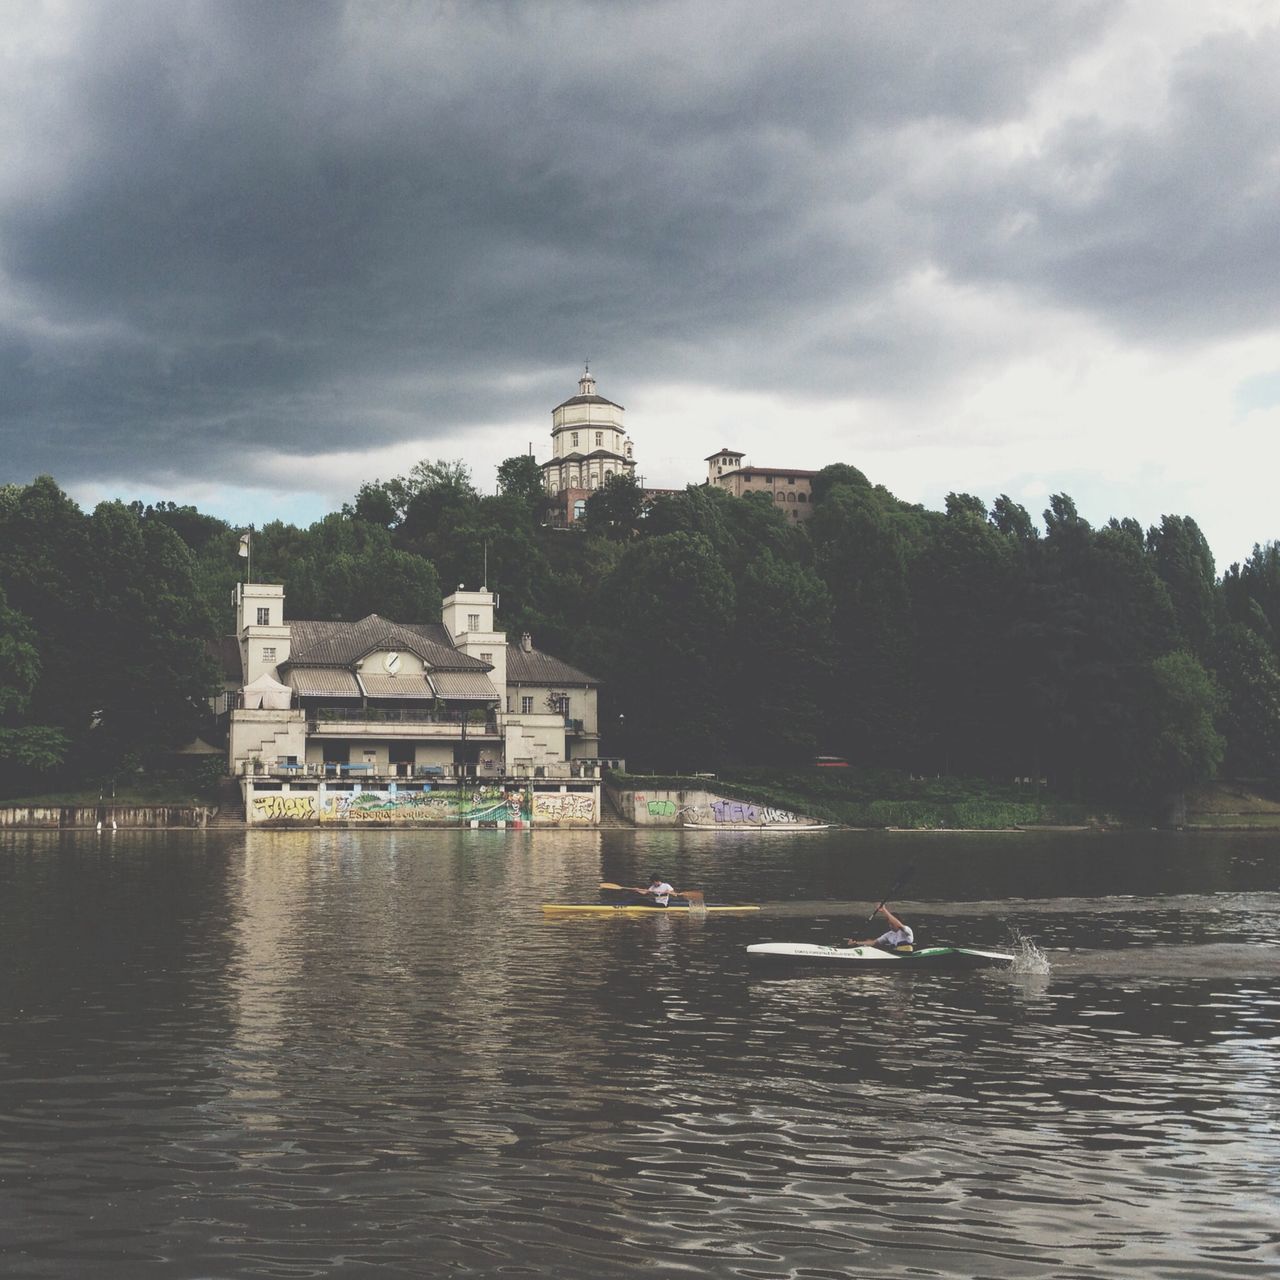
2 0 1278 567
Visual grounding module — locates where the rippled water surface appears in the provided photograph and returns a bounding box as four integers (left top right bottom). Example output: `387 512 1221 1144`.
1 827 1278 1278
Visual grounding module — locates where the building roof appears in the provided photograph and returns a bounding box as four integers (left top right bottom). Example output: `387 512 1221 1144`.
507 643 600 686
430 671 501 701
705 447 746 460
543 447 632 465
287 668 361 697
285 615 489 671
721 467 821 479
553 393 624 411
356 673 436 700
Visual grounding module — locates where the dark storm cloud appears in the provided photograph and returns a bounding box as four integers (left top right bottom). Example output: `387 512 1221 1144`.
11 0 1247 496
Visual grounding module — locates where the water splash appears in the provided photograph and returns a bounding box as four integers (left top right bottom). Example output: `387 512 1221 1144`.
1008 929 1052 975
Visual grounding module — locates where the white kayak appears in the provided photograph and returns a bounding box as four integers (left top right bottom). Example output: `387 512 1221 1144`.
747 942 1015 968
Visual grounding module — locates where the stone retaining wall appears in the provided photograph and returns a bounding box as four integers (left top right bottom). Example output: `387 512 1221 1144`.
0 806 212 829
608 784 816 827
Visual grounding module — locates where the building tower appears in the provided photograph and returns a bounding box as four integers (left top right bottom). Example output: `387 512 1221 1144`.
540 367 636 525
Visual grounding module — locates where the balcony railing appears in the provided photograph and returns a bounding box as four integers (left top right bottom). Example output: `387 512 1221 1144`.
308 708 498 731
241 759 607 780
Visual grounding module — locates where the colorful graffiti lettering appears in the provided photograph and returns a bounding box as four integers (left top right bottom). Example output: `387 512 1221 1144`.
532 791 596 823
646 799 677 816
252 793 318 821
709 800 800 825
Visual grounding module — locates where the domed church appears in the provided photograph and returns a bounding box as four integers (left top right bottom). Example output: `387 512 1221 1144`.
540 367 636 525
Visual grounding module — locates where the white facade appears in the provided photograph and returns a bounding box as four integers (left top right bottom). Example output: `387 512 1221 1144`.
442 589 508 699
236 582 291 684
226 584 601 780
541 368 636 498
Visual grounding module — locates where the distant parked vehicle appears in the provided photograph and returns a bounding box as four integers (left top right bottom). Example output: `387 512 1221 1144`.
812 755 849 768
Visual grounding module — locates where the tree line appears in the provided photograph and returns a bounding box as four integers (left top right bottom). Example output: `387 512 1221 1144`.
2 459 1278 807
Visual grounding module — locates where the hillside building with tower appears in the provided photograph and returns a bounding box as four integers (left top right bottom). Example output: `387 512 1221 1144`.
705 448 818 520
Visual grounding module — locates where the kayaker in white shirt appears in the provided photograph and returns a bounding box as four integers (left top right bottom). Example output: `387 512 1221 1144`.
635 873 676 906
845 904 914 952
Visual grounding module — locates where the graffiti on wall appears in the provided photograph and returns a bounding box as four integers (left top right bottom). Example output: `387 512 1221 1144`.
707 800 803 826
532 791 596 823
253 786 532 825
646 799 677 817
252 793 318 821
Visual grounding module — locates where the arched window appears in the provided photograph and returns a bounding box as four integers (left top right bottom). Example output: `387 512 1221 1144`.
797 492 807 503
775 491 785 502
787 492 796 502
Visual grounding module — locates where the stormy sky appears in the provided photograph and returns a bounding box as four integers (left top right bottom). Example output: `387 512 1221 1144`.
2 0 1278 567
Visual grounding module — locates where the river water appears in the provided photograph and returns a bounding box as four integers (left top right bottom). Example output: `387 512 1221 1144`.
1 827 1277 1278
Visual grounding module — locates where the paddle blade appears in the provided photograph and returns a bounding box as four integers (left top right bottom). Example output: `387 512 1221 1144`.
682 889 707 919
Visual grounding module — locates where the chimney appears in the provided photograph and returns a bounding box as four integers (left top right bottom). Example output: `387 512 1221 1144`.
521 633 533 652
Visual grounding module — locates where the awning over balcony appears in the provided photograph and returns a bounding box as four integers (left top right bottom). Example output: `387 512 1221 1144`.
288 668 361 697
429 671 501 701
356 673 435 699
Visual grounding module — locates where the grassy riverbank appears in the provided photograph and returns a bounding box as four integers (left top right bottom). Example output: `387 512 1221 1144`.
1184 782 1280 829
611 767 1094 829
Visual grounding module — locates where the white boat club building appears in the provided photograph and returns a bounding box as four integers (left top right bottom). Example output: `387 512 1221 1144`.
224 581 606 824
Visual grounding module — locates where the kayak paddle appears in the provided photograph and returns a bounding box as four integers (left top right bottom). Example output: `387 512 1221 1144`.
867 865 914 922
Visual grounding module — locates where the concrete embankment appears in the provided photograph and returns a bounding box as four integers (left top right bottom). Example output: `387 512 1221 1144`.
0 806 213 829
607 782 821 828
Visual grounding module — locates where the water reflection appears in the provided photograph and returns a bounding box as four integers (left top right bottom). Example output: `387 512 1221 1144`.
0 827 1277 1277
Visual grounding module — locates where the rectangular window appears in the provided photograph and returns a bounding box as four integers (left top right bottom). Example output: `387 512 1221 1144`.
595 431 602 446
788 476 795 484
571 431 579 447
262 646 276 662
521 696 534 714
256 607 270 625
480 652 492 663
764 474 773 483
506 696 512 713
467 613 480 631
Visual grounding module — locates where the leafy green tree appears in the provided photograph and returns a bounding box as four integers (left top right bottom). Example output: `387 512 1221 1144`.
132 501 230 555
990 494 1038 545
0 585 68 777
1024 499 1178 795
254 515 441 621
73 502 218 778
602 532 737 769
810 463 871 504
808 479 926 766
1137 651 1224 801
1210 623 1280 779
645 485 802 578
496 454 546 509
1147 515 1218 656
1222 542 1280 653
581 473 644 540
346 479 411 529
733 552 833 763
911 494 1027 775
